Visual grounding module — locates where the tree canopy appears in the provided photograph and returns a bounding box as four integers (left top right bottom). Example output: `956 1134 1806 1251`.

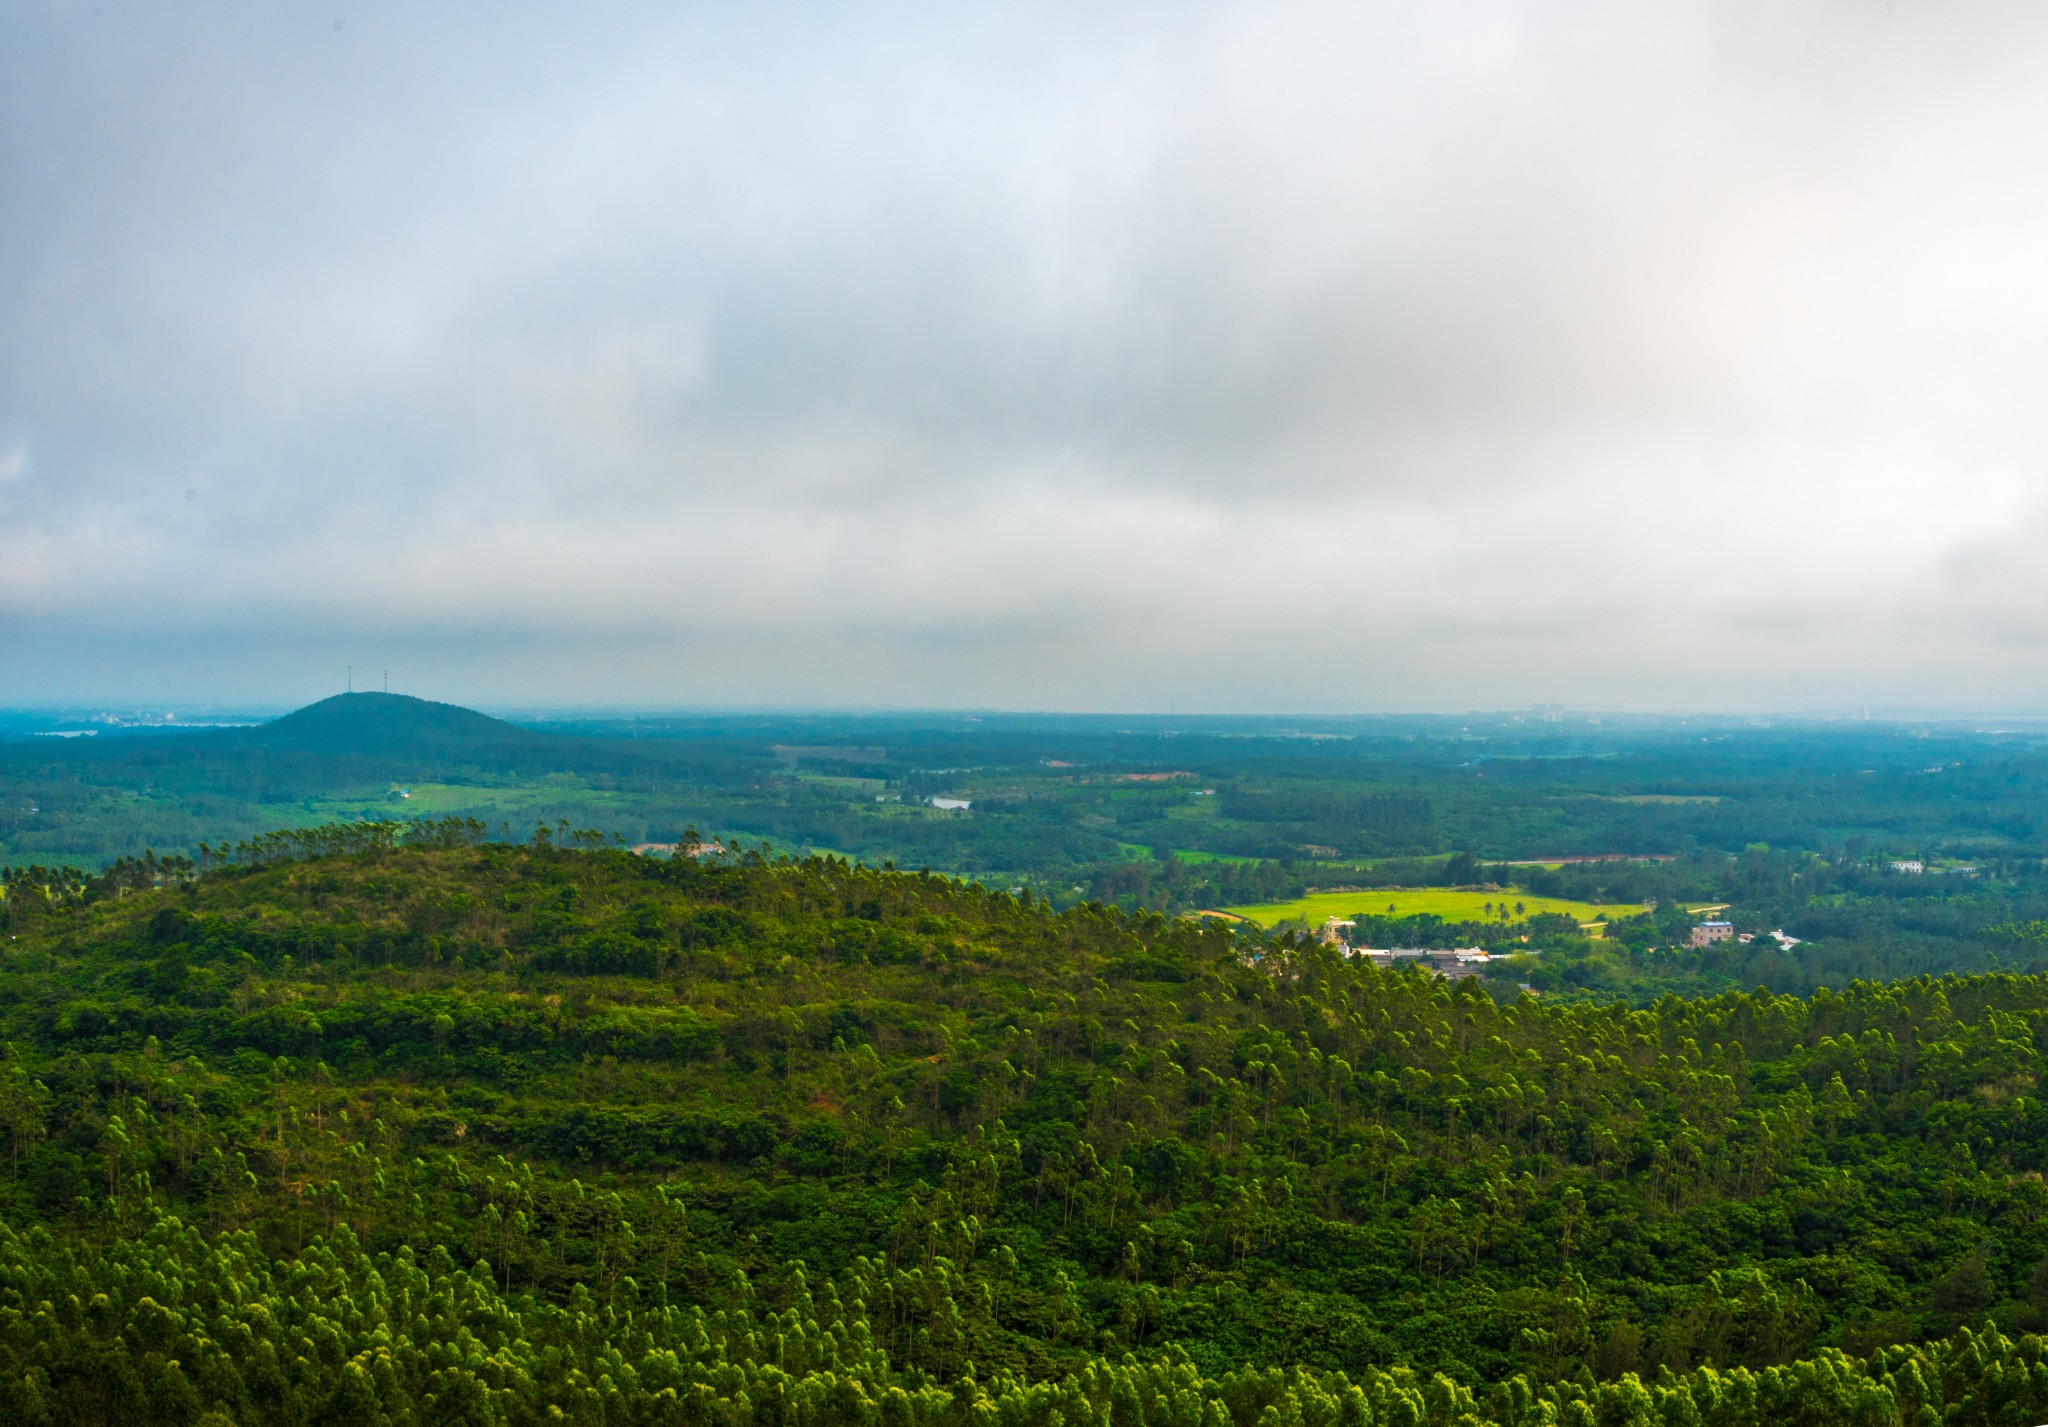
3 827 2048 1424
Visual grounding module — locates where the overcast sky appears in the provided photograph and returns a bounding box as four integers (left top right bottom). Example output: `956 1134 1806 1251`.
8 2 2048 712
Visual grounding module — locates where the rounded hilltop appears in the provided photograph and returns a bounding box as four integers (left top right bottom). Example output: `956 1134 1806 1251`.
245 692 550 757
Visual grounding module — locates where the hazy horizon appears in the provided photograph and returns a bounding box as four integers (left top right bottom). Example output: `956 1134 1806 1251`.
9 693 2048 730
10 4 2048 712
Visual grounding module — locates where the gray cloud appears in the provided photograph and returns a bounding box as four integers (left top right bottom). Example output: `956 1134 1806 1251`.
7 1 2048 710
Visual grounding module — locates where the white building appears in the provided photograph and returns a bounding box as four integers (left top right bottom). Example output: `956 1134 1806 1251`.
1355 947 1495 979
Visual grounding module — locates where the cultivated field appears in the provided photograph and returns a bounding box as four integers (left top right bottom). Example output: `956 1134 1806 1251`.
1221 886 1645 929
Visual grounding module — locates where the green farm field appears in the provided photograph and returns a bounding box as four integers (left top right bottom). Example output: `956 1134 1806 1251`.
303 775 633 824
1221 886 1646 928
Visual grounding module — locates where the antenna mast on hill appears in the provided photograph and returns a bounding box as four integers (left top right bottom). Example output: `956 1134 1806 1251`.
384 669 388 693
348 665 352 693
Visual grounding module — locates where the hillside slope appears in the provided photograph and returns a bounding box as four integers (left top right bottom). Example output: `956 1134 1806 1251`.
4 831 2048 1423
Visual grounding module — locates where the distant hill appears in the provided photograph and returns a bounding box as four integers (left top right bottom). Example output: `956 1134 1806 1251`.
0 694 632 863
243 692 552 758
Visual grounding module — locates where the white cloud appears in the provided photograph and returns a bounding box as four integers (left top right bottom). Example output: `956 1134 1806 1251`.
7 2 2048 709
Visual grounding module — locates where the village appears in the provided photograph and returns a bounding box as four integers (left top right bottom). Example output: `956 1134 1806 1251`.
1314 910 1804 981
1313 916 1503 979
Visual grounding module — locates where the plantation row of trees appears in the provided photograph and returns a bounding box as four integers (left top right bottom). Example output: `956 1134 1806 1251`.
5 1213 2044 1427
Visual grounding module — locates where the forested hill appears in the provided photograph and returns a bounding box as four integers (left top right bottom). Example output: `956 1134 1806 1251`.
238 691 551 756
9 831 2048 1424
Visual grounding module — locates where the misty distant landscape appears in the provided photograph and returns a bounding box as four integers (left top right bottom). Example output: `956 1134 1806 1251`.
13 694 2048 1002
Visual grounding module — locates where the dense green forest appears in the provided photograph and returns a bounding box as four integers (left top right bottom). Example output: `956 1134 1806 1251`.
7 823 2048 1422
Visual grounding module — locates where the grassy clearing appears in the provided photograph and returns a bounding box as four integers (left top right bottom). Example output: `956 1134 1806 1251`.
306 776 625 821
1116 844 1257 865
792 773 888 792
1598 794 1722 804
1221 887 1645 929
